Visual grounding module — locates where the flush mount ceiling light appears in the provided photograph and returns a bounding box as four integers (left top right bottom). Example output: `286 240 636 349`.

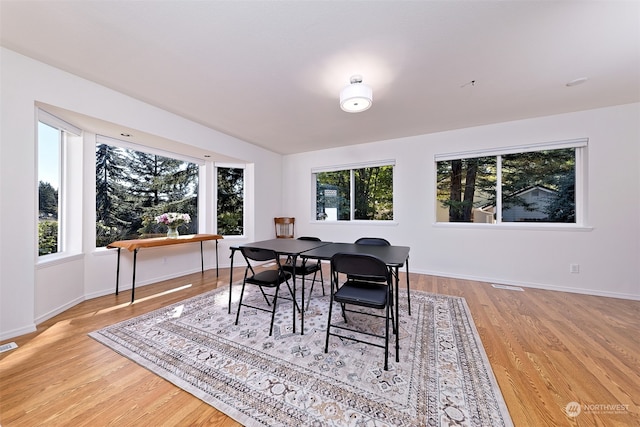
340 75 373 113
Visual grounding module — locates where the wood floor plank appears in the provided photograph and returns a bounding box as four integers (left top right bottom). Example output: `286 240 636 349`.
1 267 638 426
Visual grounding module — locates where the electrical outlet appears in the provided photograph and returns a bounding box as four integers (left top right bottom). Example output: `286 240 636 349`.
570 264 580 274
162 256 168 264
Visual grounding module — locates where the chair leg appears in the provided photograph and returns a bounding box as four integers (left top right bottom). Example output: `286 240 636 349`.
268 284 280 336
384 300 390 371
319 263 325 295
324 278 336 354
305 269 318 311
234 281 247 325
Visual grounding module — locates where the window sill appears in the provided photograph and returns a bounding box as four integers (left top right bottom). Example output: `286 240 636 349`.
311 220 399 226
37 252 84 269
433 222 593 232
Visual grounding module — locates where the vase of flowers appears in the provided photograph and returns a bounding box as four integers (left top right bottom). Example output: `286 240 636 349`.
155 212 191 238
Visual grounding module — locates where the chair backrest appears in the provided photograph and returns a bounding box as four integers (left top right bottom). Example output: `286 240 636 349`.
240 246 279 263
274 217 295 238
354 237 391 246
331 253 389 283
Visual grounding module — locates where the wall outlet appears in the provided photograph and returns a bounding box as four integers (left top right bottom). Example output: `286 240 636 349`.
162 256 168 264
570 264 580 274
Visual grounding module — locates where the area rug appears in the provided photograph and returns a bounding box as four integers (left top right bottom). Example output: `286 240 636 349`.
90 282 513 426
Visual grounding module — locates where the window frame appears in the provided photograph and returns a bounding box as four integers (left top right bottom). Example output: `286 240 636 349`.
312 159 396 223
36 109 82 259
434 138 590 229
214 162 246 237
94 135 203 247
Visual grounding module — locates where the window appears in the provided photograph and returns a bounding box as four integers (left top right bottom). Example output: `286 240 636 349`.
216 165 244 235
37 110 81 256
314 161 394 221
96 137 200 246
436 139 586 225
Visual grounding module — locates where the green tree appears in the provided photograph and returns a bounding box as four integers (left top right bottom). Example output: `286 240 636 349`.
95 145 199 245
217 167 244 235
38 220 58 255
354 166 393 220
39 181 58 218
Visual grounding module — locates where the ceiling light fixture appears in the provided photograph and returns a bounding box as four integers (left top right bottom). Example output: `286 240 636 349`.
340 75 373 113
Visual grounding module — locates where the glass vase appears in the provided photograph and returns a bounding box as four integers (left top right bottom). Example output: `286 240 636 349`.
166 226 179 239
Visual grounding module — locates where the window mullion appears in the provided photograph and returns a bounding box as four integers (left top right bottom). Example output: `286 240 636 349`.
496 155 502 224
350 169 355 220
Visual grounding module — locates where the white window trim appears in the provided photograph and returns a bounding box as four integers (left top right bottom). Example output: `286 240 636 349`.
37 109 84 261
312 160 396 222
96 135 205 165
214 162 247 237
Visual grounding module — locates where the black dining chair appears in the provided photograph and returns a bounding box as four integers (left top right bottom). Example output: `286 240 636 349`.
281 237 325 310
325 252 398 371
235 246 295 336
355 237 411 316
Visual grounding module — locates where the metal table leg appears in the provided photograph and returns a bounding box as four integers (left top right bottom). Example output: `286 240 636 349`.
115 248 121 295
131 248 139 303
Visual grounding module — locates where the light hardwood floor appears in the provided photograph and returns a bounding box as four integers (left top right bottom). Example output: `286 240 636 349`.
1 267 638 426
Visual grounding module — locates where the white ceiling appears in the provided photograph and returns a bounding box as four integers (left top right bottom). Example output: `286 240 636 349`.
1 0 639 155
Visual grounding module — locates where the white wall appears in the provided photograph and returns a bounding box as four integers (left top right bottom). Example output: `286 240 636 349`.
283 103 640 300
0 48 283 340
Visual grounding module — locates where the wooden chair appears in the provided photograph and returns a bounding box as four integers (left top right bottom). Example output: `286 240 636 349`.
274 217 295 238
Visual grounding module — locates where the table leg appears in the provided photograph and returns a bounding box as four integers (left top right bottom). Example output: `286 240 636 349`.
115 248 121 295
395 266 400 362
406 258 411 316
216 240 219 277
228 248 237 314
292 254 297 334
200 242 204 273
131 248 139 303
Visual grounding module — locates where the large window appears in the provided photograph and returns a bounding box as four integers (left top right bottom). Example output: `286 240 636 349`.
96 137 200 246
216 165 244 235
436 139 586 224
37 111 81 256
314 162 394 221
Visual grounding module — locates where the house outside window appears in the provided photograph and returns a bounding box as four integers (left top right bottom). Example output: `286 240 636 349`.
314 161 394 221
436 139 586 225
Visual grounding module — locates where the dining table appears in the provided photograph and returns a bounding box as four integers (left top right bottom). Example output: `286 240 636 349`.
229 239 410 340
228 238 331 334
300 242 410 345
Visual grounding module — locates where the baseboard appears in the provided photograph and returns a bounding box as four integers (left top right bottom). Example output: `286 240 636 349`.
0 324 36 342
410 268 640 301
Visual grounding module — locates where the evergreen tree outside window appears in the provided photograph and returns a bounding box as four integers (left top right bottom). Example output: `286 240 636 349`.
314 162 394 221
216 166 244 235
96 141 199 247
436 140 585 225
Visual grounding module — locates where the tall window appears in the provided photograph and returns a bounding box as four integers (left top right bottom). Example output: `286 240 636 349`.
96 138 200 246
314 162 394 221
38 122 62 255
216 166 244 235
37 111 81 256
436 139 586 224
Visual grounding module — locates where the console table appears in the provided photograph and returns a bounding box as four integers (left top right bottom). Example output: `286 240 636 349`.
107 234 223 303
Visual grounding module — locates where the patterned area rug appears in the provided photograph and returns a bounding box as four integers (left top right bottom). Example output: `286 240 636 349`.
90 282 513 426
